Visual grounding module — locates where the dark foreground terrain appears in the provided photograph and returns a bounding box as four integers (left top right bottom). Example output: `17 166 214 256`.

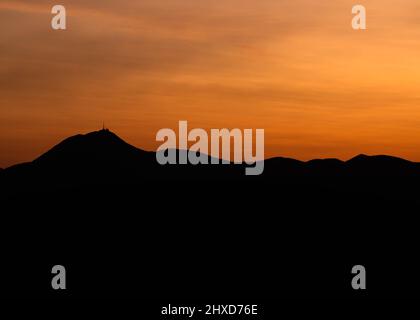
1 129 419 299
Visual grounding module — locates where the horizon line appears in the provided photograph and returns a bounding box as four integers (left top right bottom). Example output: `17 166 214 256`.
1 129 418 170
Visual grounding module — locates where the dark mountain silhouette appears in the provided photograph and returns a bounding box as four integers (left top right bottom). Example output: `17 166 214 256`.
1 129 420 191
2 128 420 299
34 129 152 165
1 128 419 204
5 129 154 177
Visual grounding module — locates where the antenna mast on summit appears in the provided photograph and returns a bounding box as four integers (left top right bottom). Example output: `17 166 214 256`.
102 122 109 131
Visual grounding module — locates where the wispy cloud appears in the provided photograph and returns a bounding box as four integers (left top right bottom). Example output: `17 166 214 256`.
1 1 420 166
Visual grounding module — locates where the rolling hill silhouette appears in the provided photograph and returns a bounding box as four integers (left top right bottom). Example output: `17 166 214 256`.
1 128 420 205
1 128 419 186
2 129 420 299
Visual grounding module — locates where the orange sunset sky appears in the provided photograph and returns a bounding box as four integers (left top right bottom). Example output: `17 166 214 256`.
1 0 420 167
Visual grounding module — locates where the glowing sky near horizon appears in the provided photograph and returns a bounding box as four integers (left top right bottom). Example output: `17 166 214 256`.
1 0 420 167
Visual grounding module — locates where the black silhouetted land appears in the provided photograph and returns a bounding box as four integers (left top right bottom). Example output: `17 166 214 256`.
1 128 420 191
1 129 419 299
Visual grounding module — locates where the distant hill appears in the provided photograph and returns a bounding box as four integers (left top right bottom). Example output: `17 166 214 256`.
1 129 420 196
2 129 420 300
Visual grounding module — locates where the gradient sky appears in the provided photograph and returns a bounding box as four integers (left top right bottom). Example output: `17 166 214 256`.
1 0 420 167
